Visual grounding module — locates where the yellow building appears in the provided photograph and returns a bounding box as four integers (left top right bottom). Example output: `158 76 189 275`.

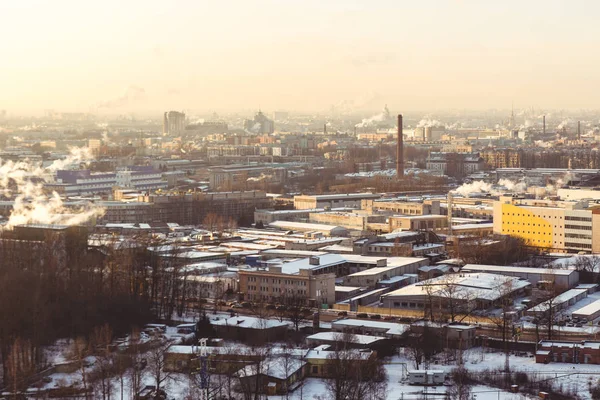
493 196 600 253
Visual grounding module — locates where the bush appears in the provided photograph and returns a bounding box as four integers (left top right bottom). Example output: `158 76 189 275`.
515 371 528 385
591 384 600 400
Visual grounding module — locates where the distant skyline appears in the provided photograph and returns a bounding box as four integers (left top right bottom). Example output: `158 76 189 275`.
2 0 600 115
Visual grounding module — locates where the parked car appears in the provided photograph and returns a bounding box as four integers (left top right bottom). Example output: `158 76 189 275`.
337 311 348 317
383 316 396 321
370 314 382 320
357 313 369 319
231 303 243 309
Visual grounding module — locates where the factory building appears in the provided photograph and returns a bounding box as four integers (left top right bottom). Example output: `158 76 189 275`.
381 273 530 311
238 265 336 306
461 264 579 290
493 195 600 253
426 152 484 178
163 111 186 135
294 193 381 210
362 199 441 216
46 167 167 196
243 111 275 134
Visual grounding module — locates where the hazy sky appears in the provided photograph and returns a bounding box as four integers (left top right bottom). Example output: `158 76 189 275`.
2 0 600 115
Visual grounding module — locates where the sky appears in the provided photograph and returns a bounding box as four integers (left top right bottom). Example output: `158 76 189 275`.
1 0 600 115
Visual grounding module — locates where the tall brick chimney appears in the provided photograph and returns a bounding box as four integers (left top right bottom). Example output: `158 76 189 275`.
396 114 404 178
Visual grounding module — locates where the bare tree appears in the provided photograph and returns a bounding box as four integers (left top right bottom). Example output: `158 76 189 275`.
436 275 477 323
447 366 473 400
486 277 519 376
90 324 114 400
147 342 172 395
237 346 272 400
574 255 600 283
127 329 144 400
324 332 387 400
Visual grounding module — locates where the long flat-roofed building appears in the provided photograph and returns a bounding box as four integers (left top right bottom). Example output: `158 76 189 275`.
294 193 381 210
381 273 530 311
461 264 579 290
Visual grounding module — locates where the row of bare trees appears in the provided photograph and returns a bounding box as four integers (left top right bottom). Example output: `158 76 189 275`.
0 230 214 390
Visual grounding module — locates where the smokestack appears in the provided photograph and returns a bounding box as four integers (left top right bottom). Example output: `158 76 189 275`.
543 115 546 135
578 121 581 140
324 123 327 135
396 114 404 178
447 192 453 237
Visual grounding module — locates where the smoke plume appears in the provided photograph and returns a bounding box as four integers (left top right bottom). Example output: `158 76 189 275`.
97 85 146 109
417 118 444 128
452 179 527 197
0 147 104 229
355 105 391 128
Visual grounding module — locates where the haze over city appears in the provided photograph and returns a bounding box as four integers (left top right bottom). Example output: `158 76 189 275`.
3 0 600 115
7 1 600 400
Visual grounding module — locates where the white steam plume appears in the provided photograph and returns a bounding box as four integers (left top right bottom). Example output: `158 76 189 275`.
355 105 391 128
452 179 527 197
247 173 273 182
557 118 574 130
96 85 146 109
453 181 495 197
417 118 444 128
0 147 104 229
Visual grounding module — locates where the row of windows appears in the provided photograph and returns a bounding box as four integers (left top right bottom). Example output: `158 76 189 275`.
502 212 564 219
565 216 592 222
565 243 592 249
246 277 307 286
502 229 558 236
393 301 424 308
247 285 306 295
565 224 592 231
565 233 592 240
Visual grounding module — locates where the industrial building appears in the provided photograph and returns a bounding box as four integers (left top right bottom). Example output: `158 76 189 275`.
536 340 600 364
493 195 600 253
388 215 448 232
343 257 428 287
243 111 275 134
381 273 530 311
163 111 186 135
208 164 288 190
293 193 381 210
426 152 484 178
97 191 271 225
362 198 441 216
267 221 349 237
461 264 579 290
308 211 386 232
238 263 336 306
46 166 167 196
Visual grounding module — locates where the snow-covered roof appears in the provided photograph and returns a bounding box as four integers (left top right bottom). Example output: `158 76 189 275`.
268 220 348 233
334 286 362 292
211 316 288 330
306 332 386 345
383 273 530 302
572 299 600 317
332 319 410 337
237 357 306 380
462 264 576 276
528 289 587 313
